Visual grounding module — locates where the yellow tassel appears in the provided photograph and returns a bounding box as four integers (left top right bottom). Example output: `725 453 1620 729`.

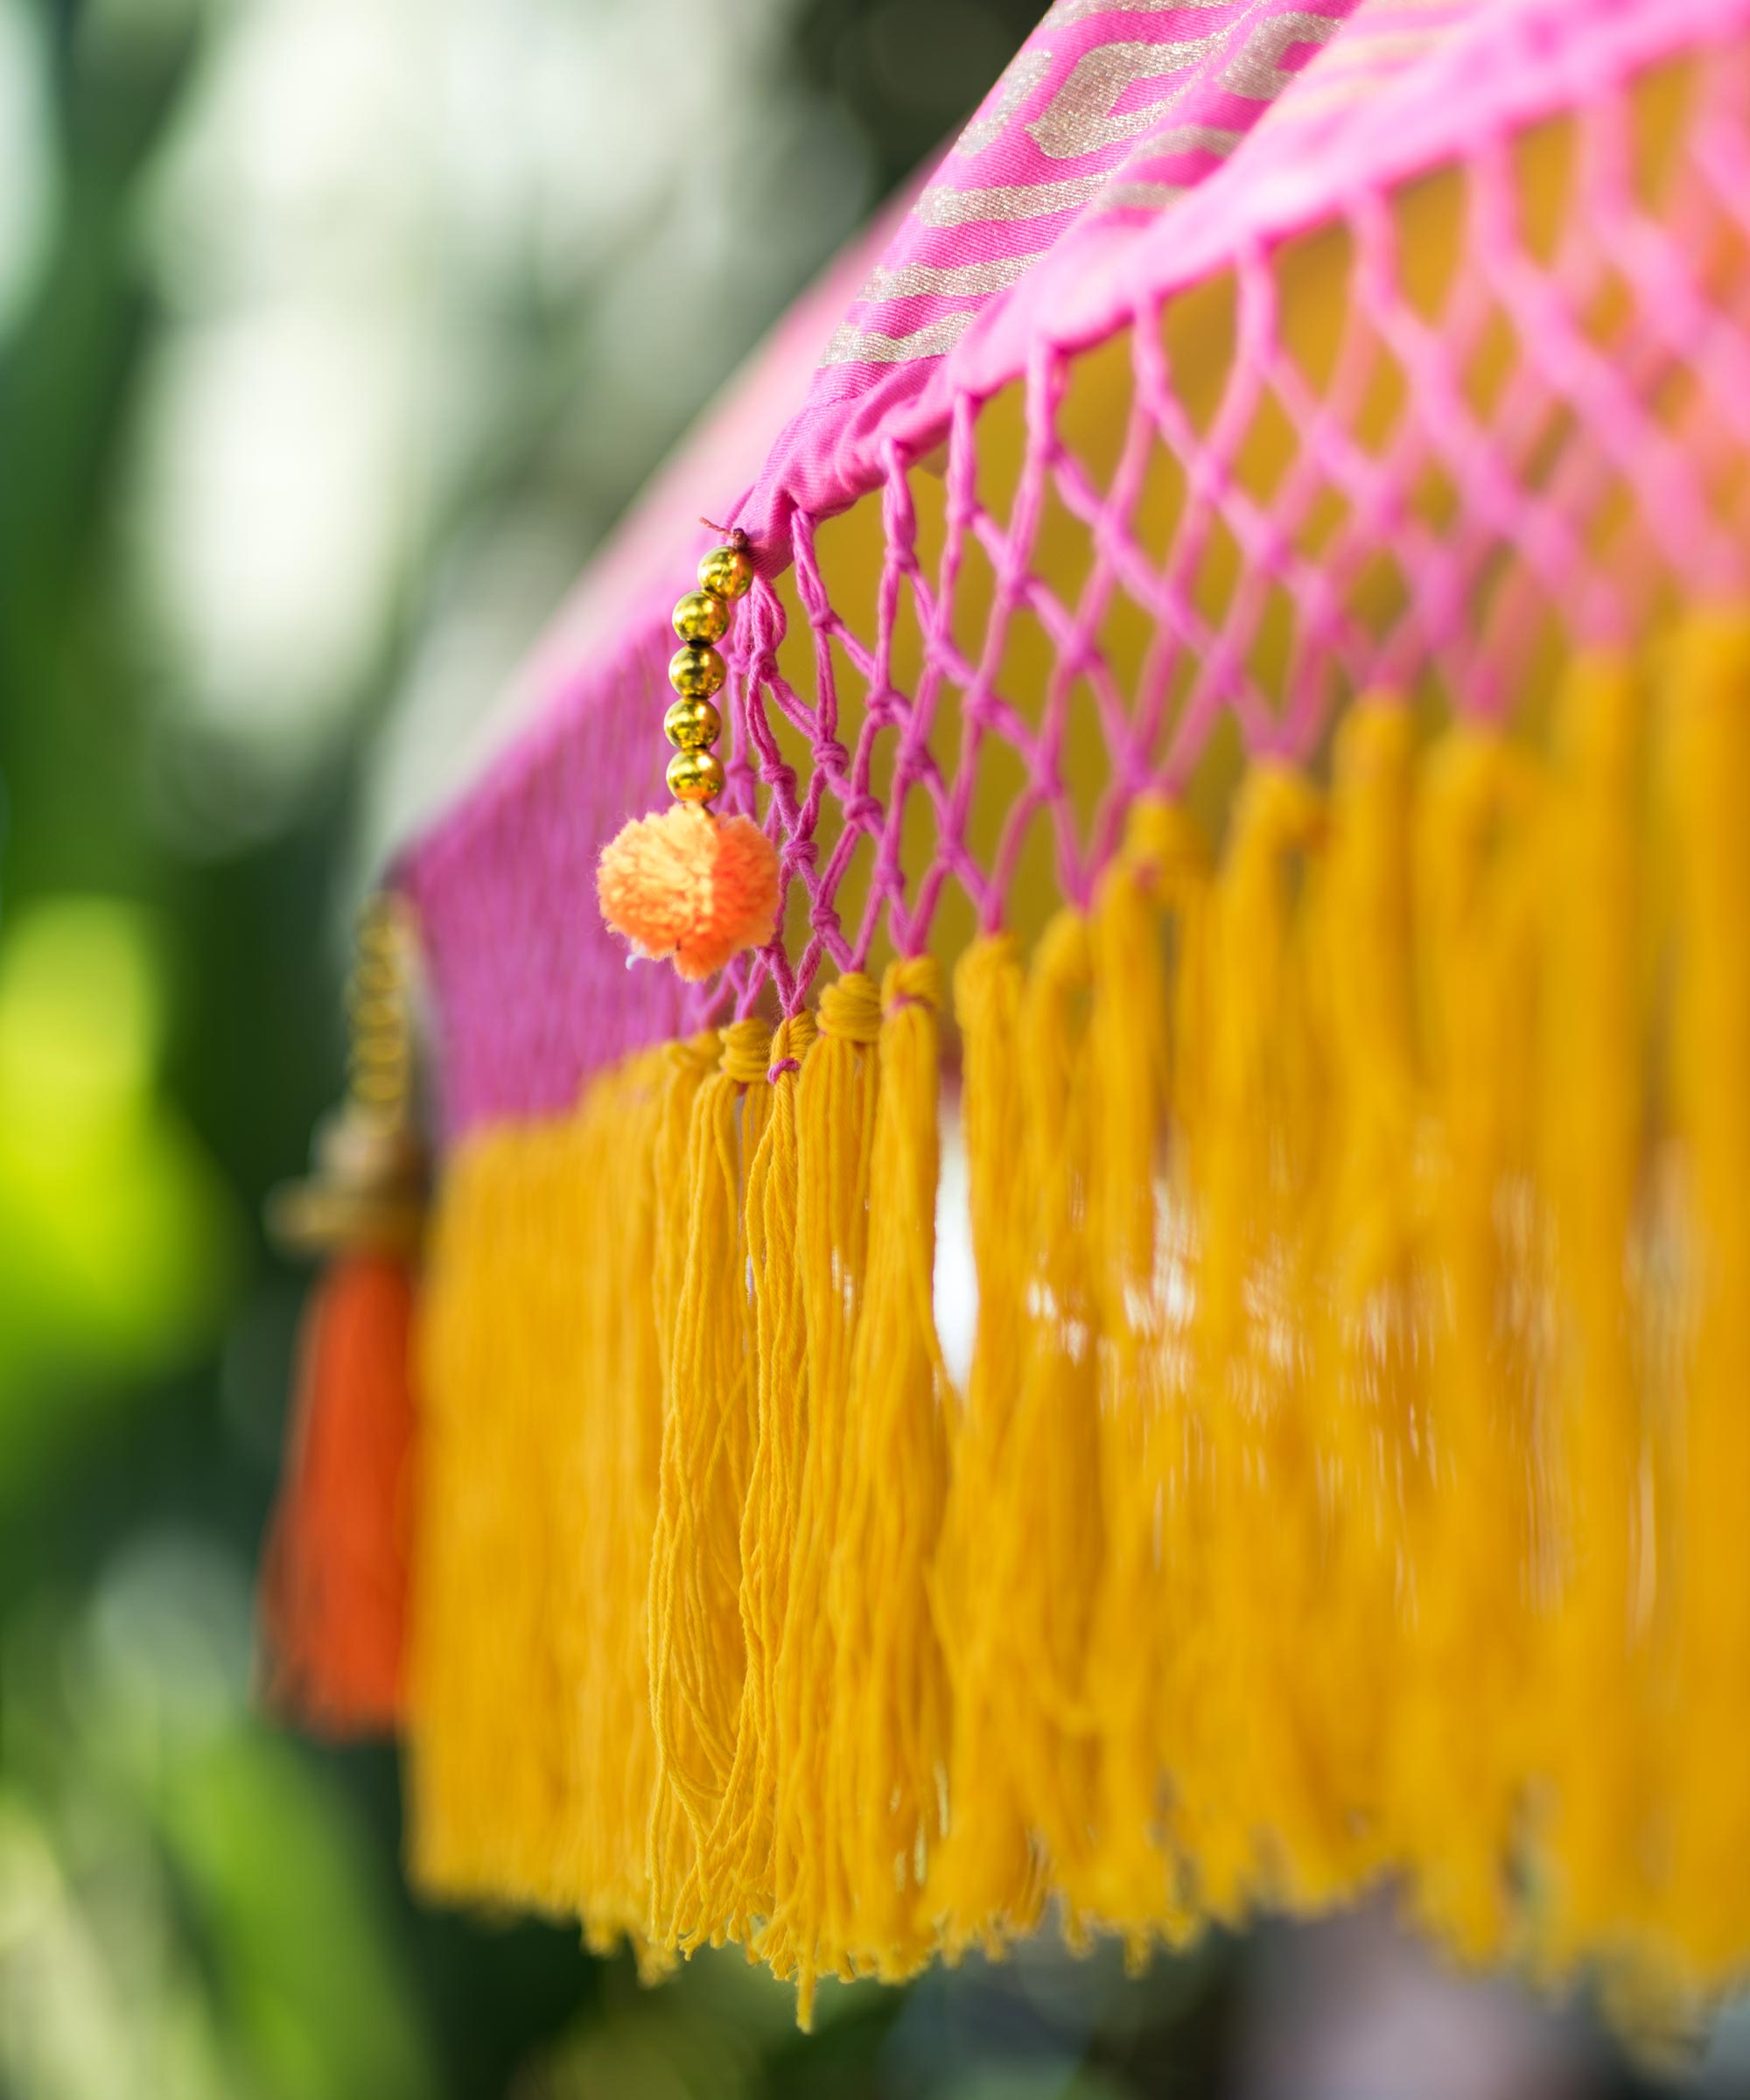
829 955 950 1980
553 1054 646 1956
708 1011 818 1938
1296 697 1424 1905
982 911 1103 1928
930 934 1042 1960
406 1046 682 1946
1081 800 1208 1949
648 1018 772 1949
1662 612 1750 1985
765 972 880 2024
406 1128 562 1908
586 1037 715 1970
1177 763 1327 1920
1537 654 1651 1969
1390 730 1544 1963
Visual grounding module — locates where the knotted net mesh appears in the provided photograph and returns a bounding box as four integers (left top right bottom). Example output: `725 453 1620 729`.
689 42 1750 1017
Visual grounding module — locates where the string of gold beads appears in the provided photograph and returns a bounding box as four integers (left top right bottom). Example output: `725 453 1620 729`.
666 530 753 806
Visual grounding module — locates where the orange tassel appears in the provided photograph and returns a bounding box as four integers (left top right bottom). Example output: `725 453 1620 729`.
260 1251 417 1733
259 893 424 1738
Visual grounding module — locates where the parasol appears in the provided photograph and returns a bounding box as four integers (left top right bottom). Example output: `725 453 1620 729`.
264 0 1750 2029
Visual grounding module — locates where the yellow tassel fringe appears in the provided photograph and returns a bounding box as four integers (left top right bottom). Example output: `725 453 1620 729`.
932 934 1041 1959
408 615 1750 2021
829 957 951 1981
768 972 879 2019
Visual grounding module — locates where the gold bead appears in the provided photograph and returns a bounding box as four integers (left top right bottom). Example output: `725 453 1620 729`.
698 542 753 602
664 696 721 750
669 643 725 700
672 590 730 646
668 747 725 803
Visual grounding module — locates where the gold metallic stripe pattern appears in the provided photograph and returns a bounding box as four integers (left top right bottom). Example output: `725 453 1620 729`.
955 49 1057 158
1218 8 1342 98
1054 0 1238 17
1312 24 1448 62
859 254 1038 302
1097 180 1190 214
819 311 981 367
1139 121 1244 158
914 172 1113 228
1026 36 1226 159
1249 11 1453 130
835 6 1362 375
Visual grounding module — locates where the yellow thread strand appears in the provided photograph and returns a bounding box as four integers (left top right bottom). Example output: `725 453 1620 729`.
766 973 880 2024
1178 765 1327 1921
1295 697 1424 1908
1082 800 1208 1949
1537 654 1651 1970
1662 612 1750 1985
988 911 1103 1927
708 1011 818 1940
1390 731 1545 1963
648 1018 772 1949
564 1051 676 1970
829 956 950 1980
930 934 1042 1960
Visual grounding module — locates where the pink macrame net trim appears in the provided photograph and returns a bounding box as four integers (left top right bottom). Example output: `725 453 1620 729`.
715 44 1750 999
404 0 1750 1138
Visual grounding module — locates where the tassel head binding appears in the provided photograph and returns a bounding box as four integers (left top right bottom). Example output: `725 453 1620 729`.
268 1104 424 1259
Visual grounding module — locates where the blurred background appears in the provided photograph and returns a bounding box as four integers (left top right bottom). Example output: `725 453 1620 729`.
3 1 1749 2093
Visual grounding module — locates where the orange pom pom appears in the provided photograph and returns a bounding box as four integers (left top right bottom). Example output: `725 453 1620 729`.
598 803 780 981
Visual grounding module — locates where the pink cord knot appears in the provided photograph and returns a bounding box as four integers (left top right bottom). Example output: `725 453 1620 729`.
779 836 818 882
